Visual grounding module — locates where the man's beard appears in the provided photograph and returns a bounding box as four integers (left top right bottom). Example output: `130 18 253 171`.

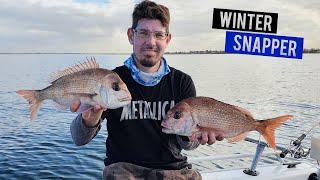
140 58 157 67
136 45 162 67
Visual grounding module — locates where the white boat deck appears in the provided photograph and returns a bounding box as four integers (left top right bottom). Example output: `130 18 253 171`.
182 139 319 179
200 162 316 180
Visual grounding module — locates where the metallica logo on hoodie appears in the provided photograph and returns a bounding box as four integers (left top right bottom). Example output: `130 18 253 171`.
120 100 175 121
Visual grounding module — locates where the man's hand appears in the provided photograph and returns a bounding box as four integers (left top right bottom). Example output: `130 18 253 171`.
70 100 106 127
189 131 224 145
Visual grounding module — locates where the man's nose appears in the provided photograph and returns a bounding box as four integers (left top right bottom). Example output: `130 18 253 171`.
145 33 157 45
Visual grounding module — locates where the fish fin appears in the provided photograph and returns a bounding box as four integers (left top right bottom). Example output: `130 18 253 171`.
52 94 96 112
66 93 98 112
49 57 99 83
256 115 293 149
233 105 253 118
17 90 43 121
227 132 249 143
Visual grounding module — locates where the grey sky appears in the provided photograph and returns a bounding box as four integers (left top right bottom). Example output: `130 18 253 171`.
0 0 319 53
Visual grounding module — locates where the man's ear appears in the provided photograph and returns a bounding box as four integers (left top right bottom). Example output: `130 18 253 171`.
127 28 134 45
165 32 172 45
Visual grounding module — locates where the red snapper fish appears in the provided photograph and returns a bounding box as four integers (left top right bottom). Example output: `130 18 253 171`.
17 58 132 120
161 96 292 148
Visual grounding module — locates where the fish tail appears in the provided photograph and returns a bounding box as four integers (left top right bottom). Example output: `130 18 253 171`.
17 90 43 120
255 115 293 148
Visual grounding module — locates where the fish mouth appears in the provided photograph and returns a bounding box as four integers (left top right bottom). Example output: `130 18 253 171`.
161 124 175 134
119 97 131 102
162 128 189 136
161 121 171 128
118 95 132 102
162 128 174 134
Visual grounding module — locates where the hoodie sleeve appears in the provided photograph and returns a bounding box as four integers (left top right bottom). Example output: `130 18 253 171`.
70 114 102 146
179 74 196 101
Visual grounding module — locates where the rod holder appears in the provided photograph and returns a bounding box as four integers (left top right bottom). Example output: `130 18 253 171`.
243 140 267 176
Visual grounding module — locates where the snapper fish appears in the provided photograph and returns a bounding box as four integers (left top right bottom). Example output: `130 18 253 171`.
161 96 292 148
17 58 132 120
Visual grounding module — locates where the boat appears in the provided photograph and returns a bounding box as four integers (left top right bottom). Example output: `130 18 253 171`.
188 136 320 180
200 161 317 180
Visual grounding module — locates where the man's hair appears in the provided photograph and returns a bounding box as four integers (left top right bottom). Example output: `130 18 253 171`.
132 0 170 32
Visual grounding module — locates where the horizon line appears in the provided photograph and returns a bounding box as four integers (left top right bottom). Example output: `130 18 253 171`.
0 48 319 55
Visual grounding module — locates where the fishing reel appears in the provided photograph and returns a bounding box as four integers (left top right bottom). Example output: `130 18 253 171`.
280 133 311 159
280 123 320 159
279 123 320 180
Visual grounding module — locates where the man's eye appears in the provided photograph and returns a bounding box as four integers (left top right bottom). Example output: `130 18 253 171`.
138 31 148 36
155 33 165 38
112 82 120 91
174 111 182 119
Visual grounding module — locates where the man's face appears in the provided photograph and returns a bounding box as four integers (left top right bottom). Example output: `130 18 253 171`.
128 19 171 69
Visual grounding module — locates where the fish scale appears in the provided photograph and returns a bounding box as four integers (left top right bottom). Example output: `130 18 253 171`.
187 97 254 132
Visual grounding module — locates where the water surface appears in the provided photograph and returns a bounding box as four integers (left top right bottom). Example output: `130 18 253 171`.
0 54 319 179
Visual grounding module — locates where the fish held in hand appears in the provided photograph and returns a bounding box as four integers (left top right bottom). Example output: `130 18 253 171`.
161 96 292 148
17 58 132 120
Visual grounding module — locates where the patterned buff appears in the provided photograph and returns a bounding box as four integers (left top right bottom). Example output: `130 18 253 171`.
124 55 171 86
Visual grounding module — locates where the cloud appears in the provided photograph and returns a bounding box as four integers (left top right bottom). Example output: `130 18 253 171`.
162 0 320 51
0 0 133 52
0 0 319 53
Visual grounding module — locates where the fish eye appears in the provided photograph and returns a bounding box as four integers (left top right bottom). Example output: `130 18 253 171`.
174 111 181 119
112 82 120 91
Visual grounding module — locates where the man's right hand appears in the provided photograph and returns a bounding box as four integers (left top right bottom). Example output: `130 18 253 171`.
189 130 224 145
70 100 106 127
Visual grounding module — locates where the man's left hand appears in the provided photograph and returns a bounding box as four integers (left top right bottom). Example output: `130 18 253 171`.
189 131 225 145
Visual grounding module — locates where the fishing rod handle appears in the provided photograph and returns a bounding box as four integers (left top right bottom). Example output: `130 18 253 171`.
280 149 290 158
293 134 307 146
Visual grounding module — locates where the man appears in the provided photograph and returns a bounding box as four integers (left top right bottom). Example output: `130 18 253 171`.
70 1 224 179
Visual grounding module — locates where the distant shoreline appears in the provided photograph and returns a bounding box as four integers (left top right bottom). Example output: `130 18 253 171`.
0 49 319 55
0 52 130 55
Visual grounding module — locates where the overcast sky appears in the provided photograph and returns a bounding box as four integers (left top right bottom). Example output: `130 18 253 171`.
0 0 319 53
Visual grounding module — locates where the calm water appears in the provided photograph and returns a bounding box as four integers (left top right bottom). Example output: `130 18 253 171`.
0 54 319 179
